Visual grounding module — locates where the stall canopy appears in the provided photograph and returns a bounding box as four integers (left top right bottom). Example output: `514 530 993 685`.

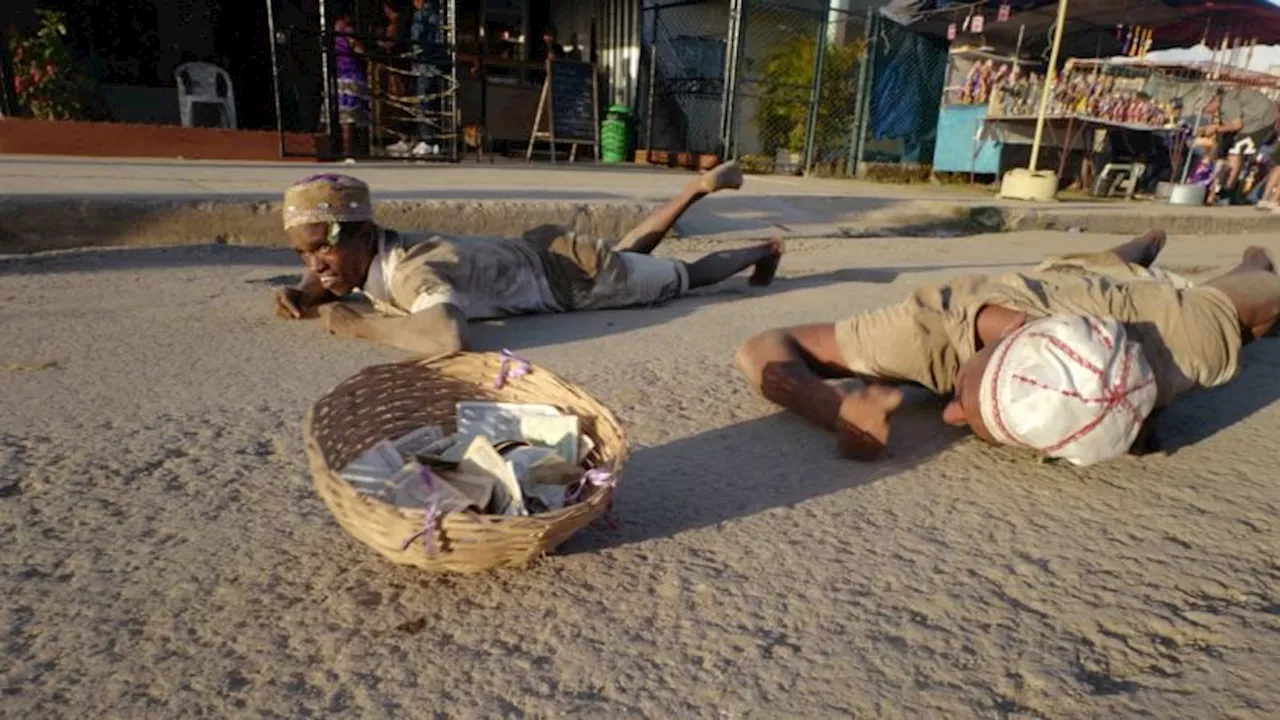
881 1 1280 59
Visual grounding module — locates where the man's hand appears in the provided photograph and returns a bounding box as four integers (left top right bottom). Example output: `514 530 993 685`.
274 271 335 319
836 385 904 460
275 287 309 319
318 303 364 338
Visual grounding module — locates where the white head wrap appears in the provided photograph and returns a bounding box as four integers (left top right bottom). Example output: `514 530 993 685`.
977 315 1158 466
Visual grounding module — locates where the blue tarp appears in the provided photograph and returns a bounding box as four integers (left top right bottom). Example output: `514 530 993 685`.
868 14 948 160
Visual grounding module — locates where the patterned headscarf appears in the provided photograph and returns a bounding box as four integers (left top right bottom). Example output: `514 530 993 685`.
282 173 374 230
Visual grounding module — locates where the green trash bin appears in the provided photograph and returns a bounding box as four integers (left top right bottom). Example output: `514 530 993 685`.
600 104 632 164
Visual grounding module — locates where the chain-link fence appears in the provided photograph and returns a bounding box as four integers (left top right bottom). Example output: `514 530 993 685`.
638 0 730 160
729 0 825 174
853 10 948 176
714 0 869 177
806 6 867 177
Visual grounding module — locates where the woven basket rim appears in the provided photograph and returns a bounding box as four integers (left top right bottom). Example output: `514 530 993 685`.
304 351 629 524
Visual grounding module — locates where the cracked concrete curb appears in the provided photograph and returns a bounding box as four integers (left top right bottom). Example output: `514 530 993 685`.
981 205 1280 235
844 204 1280 239
4 196 1278 255
0 198 662 254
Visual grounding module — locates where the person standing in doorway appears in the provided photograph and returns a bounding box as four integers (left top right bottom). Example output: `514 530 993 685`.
1203 85 1278 204
334 15 370 159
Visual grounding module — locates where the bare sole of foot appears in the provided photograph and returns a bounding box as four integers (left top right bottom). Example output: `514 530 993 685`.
1134 229 1167 267
748 239 784 287
1243 245 1276 272
700 160 744 194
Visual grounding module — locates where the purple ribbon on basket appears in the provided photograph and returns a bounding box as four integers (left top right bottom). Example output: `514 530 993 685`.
566 467 617 505
399 466 442 555
494 349 532 390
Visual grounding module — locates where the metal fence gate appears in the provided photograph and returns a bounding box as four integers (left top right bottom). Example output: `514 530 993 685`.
638 0 731 159
264 0 460 162
724 0 868 177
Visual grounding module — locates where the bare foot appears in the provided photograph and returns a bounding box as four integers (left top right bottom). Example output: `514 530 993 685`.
1115 229 1167 267
748 238 784 287
1243 245 1276 272
836 385 905 460
699 159 744 194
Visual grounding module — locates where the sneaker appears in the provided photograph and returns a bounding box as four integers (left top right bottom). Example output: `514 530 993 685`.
386 140 410 157
411 141 430 157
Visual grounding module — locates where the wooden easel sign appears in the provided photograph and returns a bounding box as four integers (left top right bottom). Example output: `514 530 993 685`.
526 58 600 163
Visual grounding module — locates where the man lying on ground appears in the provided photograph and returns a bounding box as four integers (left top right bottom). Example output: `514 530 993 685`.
735 231 1280 466
273 164 782 356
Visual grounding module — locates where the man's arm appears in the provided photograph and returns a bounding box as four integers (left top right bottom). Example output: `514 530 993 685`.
1217 117 1245 133
735 323 905 459
323 302 468 357
1217 99 1246 133
734 324 853 432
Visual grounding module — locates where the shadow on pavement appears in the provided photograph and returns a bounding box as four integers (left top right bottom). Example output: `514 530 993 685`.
1154 339 1280 454
564 389 968 552
0 244 298 275
1 244 1029 356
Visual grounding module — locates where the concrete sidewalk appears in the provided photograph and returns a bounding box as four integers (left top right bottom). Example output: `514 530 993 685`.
2 154 1277 252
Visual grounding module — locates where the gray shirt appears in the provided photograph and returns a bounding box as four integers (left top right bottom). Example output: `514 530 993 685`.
1220 88 1277 137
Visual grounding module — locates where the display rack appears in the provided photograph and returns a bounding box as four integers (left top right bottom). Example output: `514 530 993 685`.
932 46 1041 176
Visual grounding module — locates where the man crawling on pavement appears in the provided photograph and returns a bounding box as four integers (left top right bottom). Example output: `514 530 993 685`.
735 231 1280 466
274 163 782 356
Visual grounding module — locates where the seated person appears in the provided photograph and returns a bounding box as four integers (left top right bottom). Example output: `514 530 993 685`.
1204 86 1278 203
735 231 1280 466
274 165 784 357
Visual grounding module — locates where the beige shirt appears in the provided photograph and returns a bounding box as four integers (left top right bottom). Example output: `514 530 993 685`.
359 230 562 320
834 253 1243 408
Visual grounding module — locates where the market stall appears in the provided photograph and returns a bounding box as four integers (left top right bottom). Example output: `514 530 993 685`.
982 58 1280 191
931 47 1041 175
981 57 1188 188
885 0 1280 192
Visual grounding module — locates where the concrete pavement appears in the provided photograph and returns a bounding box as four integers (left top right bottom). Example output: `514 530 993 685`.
4 229 1279 716
2 154 1278 253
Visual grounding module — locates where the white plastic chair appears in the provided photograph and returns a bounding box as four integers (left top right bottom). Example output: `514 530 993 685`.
175 62 237 129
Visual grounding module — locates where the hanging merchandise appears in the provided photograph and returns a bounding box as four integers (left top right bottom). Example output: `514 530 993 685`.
972 14 985 34
998 4 1011 23
1141 27 1154 58
947 22 958 41
1123 26 1137 56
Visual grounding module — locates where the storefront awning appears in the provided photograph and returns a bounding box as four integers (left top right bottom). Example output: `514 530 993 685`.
880 1 1280 58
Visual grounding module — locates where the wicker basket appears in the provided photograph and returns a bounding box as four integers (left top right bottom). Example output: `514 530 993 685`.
304 351 628 573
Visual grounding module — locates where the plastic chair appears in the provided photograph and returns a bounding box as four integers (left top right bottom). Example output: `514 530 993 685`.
1093 162 1147 200
175 62 236 129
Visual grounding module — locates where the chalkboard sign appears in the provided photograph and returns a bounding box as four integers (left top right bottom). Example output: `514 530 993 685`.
548 60 598 144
